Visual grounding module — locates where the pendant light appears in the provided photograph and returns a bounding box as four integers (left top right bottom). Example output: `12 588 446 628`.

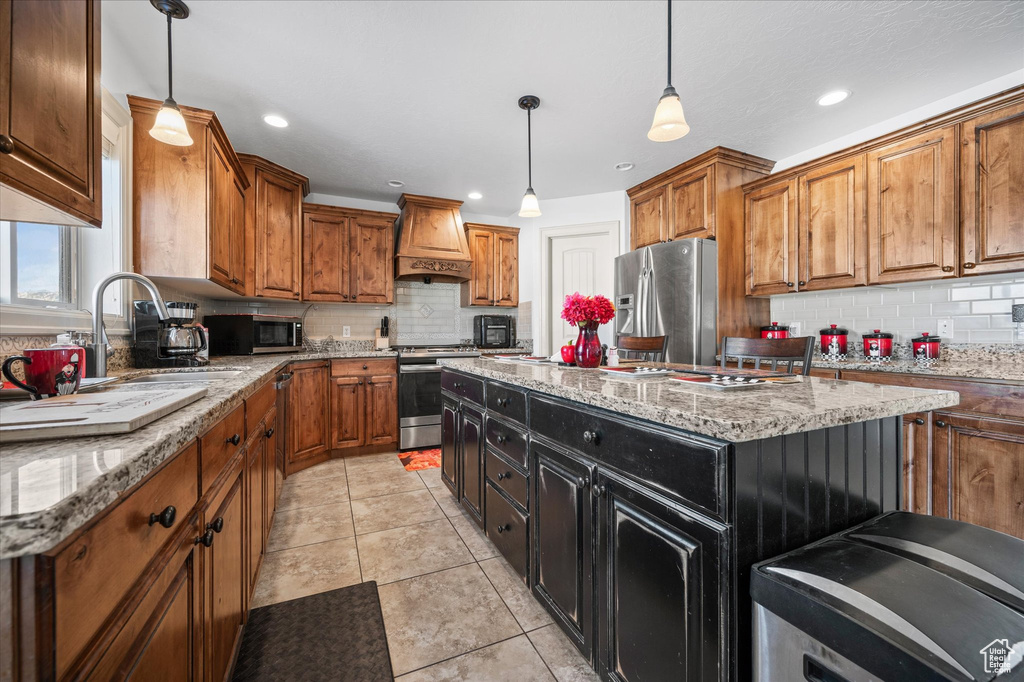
647 0 690 142
518 95 542 218
149 0 193 146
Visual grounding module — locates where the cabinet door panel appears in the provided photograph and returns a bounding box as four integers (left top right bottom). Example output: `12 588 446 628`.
205 468 245 682
745 180 797 295
264 407 278 537
961 102 1024 275
669 167 714 240
494 231 519 307
459 404 484 524
351 218 394 303
287 363 329 472
531 441 594 660
256 171 302 298
229 173 247 294
366 374 397 446
302 212 349 301
799 156 866 290
596 474 720 682
209 138 234 290
866 126 957 283
901 413 931 515
441 397 459 497
466 228 495 306
630 186 666 250
331 376 365 449
246 435 265 599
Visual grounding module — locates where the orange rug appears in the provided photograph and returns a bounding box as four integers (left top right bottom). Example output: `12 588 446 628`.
398 448 442 471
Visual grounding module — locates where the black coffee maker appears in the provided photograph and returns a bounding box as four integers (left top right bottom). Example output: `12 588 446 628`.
133 301 209 368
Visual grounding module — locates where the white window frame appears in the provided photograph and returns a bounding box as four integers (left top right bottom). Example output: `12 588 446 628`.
0 88 134 336
1 221 78 309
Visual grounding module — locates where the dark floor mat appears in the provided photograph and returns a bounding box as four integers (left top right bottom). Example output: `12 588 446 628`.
232 581 393 682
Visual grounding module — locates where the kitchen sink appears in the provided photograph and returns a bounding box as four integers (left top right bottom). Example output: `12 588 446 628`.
122 370 243 384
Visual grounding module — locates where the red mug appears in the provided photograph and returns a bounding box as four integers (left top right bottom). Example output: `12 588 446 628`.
2 346 86 399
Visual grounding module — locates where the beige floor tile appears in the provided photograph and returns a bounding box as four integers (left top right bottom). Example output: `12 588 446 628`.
429 486 463 518
527 624 601 682
396 635 554 681
286 457 347 483
416 467 445 489
378 563 522 676
345 452 407 476
266 501 354 552
357 519 473 585
351 489 445 535
250 537 361 608
277 475 350 512
347 468 425 500
480 557 552 631
448 512 498 561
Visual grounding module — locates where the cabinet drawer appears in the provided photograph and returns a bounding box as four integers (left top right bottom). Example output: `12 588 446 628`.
485 481 528 581
486 381 527 426
54 441 199 676
442 370 484 405
245 378 276 435
485 416 527 470
486 448 528 509
530 394 727 519
200 403 245 493
331 358 396 377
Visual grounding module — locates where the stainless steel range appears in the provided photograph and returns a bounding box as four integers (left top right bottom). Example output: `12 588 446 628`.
397 345 479 450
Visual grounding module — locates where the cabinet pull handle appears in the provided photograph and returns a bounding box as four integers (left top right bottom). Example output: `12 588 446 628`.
265 426 275 438
798 280 806 286
942 266 954 273
194 530 214 547
495 523 510 534
497 472 507 480
148 505 176 528
963 262 976 270
207 517 225 533
591 484 606 498
582 430 599 445
575 476 589 489
0 135 13 154
363 364 368 370
496 398 507 407
786 282 794 288
935 420 947 428
914 418 925 425
453 382 462 389
226 433 241 446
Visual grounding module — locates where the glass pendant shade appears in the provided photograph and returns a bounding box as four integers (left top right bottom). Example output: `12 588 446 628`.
150 97 193 146
519 187 541 217
647 87 689 142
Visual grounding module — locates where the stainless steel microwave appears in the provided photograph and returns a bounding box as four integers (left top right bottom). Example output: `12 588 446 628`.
473 314 516 349
203 315 303 355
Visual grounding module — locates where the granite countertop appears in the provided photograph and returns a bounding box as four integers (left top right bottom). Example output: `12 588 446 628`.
800 356 1024 382
438 357 959 444
0 350 395 558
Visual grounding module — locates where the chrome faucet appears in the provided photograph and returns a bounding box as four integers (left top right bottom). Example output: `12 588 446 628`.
90 272 170 377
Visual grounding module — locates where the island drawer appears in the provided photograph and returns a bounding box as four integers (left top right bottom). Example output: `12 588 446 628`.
200 403 245 493
485 481 528 581
530 395 727 520
441 371 484 405
53 440 199 676
486 381 527 426
485 415 527 470
486 448 528 509
331 358 396 378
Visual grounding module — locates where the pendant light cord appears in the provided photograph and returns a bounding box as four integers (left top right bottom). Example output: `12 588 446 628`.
527 106 533 190
166 13 173 100
666 0 672 87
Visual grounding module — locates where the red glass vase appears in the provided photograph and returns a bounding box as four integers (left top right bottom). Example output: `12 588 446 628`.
574 322 602 368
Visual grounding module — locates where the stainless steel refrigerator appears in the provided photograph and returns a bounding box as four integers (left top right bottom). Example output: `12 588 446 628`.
613 238 717 365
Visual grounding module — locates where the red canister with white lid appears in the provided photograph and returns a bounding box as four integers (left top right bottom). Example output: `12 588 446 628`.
862 329 893 360
820 324 848 359
761 322 790 339
912 332 941 362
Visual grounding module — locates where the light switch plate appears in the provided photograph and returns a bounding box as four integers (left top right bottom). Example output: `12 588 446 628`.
937 319 952 337
343 326 351 337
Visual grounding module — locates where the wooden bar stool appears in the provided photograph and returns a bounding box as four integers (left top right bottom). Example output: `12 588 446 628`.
719 336 815 375
616 335 668 362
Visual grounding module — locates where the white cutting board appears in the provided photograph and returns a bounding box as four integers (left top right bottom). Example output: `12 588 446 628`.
0 386 208 442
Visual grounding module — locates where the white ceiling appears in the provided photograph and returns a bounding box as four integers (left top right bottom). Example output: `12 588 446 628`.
102 0 1024 215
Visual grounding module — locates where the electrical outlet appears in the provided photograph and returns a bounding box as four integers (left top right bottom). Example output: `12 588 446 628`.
789 322 802 337
937 319 952 337
343 326 351 338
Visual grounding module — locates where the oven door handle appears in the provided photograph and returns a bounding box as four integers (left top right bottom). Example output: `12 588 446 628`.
399 365 444 374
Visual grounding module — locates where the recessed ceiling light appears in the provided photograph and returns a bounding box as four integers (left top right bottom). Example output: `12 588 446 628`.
816 90 850 107
387 180 405 188
468 191 483 200
614 162 635 172
263 114 288 128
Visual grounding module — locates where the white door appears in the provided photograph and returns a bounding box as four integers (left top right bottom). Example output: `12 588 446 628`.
544 224 619 355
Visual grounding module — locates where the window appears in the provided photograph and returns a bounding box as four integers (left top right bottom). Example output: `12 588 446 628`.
0 222 77 308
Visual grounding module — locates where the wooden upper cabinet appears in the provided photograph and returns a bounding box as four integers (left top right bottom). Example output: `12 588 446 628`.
461 224 519 307
798 155 867 290
866 126 958 284
301 203 398 304
129 96 250 292
630 185 666 250
745 179 797 295
961 100 1024 276
351 217 395 303
239 154 309 300
669 166 715 240
0 0 103 228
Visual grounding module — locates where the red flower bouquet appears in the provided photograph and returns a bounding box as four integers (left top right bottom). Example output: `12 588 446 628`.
560 293 615 368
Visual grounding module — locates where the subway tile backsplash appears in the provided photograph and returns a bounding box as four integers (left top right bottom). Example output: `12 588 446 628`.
769 272 1024 344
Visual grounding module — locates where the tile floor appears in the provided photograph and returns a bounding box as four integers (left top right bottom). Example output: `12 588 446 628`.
252 452 599 681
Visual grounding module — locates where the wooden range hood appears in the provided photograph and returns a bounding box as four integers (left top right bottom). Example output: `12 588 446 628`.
394 193 473 283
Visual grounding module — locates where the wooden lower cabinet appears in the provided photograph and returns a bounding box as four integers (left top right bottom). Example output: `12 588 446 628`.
365 375 398 446
263 407 278 542
327 360 398 453
245 431 265 601
287 361 330 472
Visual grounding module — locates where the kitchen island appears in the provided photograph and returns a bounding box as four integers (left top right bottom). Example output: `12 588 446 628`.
436 357 959 681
